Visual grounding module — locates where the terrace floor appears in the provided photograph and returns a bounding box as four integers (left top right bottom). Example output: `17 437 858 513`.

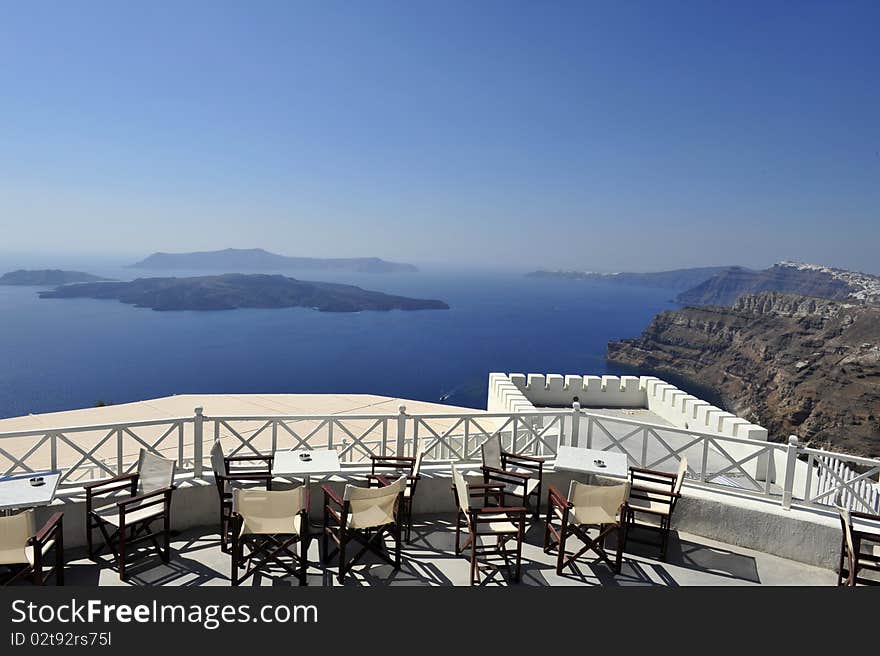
53 515 836 587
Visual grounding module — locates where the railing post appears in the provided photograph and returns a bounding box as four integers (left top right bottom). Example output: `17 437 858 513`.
193 407 204 478
569 402 581 448
396 405 407 457
782 435 799 510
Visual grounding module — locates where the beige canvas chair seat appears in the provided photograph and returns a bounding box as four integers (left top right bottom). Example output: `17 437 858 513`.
0 510 64 586
451 464 526 585
474 513 520 535
93 502 165 527
323 475 407 583
624 493 672 516
231 487 308 586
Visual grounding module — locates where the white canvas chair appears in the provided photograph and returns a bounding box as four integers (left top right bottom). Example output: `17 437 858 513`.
367 449 424 542
480 435 544 517
451 464 526 586
210 441 274 553
231 487 308 586
544 480 630 574
85 448 176 580
624 457 687 560
0 510 64 586
322 475 407 583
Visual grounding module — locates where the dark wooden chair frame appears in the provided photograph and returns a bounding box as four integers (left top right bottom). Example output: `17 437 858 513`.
838 508 880 586
85 473 175 581
543 484 627 574
367 455 420 543
481 445 545 518
230 507 308 586
321 479 404 583
1 512 64 586
624 466 682 561
451 480 526 586
213 453 274 553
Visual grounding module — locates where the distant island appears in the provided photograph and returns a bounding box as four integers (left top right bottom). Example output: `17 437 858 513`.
526 266 740 290
0 269 110 286
130 248 418 273
38 273 449 312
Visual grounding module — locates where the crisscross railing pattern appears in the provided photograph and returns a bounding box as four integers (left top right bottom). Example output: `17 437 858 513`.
1 404 879 514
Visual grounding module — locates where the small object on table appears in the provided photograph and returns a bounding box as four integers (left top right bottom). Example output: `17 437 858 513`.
554 446 628 483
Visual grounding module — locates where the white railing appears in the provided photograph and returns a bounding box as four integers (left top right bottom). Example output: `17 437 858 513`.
0 403 878 514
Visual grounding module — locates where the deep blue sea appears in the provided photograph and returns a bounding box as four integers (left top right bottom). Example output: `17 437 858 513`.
0 258 679 418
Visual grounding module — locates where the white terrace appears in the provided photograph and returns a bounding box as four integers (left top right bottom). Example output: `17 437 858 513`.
0 372 876 583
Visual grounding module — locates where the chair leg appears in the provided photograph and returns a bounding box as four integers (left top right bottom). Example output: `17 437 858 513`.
470 531 478 586
660 518 670 561
556 523 568 574
337 533 347 584
231 534 240 586
837 536 847 586
163 513 171 564
86 514 95 560
394 523 402 569
454 512 462 555
118 524 127 581
55 525 65 586
299 534 308 586
514 526 523 583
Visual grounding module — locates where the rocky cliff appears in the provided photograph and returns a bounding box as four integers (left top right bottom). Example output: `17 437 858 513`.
677 262 880 306
607 292 880 455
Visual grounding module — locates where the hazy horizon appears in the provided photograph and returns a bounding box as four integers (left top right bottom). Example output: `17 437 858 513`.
2 2 878 273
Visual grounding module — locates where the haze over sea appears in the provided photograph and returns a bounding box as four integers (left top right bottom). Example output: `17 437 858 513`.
0 256 677 419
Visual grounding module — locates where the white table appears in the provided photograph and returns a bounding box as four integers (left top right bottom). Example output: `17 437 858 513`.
272 449 342 533
553 446 629 482
0 471 62 515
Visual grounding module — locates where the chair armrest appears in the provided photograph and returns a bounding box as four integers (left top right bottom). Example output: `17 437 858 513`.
629 486 680 499
322 484 343 507
850 510 880 522
466 483 507 491
32 512 64 545
482 466 530 481
218 473 272 483
503 451 546 464
471 506 527 517
118 486 174 507
546 484 570 510
83 473 138 494
370 455 416 465
225 454 273 464
629 467 676 479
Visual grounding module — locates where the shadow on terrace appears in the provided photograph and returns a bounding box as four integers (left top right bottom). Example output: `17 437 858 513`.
49 515 830 587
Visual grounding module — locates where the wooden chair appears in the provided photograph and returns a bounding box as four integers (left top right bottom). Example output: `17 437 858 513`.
85 449 176 580
544 480 630 574
0 510 64 586
836 502 880 586
322 475 407 583
624 457 687 560
367 450 423 543
210 441 274 553
231 487 308 586
451 464 526 586
480 435 545 517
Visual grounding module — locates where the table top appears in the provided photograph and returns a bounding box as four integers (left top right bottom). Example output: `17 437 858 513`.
553 446 629 479
0 471 62 511
272 449 342 477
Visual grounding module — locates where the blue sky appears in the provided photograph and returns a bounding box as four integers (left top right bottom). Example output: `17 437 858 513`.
1 1 878 272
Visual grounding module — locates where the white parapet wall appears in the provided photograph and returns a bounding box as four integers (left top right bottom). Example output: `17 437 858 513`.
493 372 772 481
